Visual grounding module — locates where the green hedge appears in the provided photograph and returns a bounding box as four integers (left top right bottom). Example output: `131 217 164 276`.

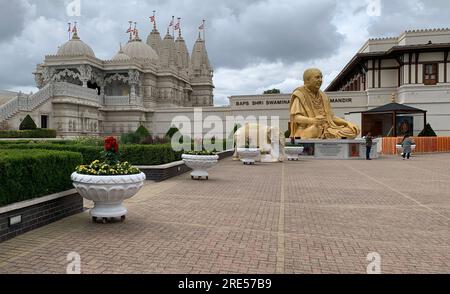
119 144 183 165
0 129 57 138
0 143 184 165
0 144 101 164
0 140 71 145
0 149 83 206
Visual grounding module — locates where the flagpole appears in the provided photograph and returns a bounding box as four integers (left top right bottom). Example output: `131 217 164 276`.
172 16 175 38
128 20 133 41
203 19 206 42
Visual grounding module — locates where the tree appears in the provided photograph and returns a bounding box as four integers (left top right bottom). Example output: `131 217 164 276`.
165 126 180 139
418 123 437 137
135 125 150 139
263 89 281 94
284 129 291 139
228 124 241 139
19 115 37 130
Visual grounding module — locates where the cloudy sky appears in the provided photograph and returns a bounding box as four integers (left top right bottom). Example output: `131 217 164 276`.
1 0 450 105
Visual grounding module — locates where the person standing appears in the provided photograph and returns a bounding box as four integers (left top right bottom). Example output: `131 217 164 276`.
365 132 373 160
401 135 414 160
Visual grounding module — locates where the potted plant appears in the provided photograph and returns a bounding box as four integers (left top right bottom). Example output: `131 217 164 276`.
236 137 260 165
182 150 219 180
71 137 146 223
284 139 304 161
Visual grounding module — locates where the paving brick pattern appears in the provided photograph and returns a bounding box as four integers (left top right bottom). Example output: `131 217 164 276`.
0 154 449 274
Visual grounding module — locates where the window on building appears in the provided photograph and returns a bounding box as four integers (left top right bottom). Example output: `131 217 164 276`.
423 63 438 85
41 115 48 129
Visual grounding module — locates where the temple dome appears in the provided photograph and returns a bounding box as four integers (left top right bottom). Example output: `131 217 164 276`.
112 44 131 61
122 39 159 60
57 31 95 57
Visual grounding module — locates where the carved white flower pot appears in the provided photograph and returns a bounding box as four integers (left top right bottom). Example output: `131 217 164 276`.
71 172 146 222
182 154 219 180
284 146 304 161
237 148 260 165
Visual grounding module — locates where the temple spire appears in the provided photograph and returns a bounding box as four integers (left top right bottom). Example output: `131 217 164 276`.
151 10 157 31
72 21 79 39
127 20 133 41
133 22 138 40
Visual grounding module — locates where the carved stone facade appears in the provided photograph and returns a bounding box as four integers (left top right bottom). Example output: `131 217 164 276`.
1 24 214 137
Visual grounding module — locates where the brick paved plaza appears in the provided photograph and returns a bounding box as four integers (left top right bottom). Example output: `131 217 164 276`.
0 154 449 274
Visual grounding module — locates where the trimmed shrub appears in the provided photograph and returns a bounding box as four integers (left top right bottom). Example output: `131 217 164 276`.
0 140 34 145
0 129 57 138
0 149 83 206
0 142 183 165
119 144 183 165
140 135 168 145
165 126 180 139
228 124 241 140
284 129 291 138
19 115 37 130
135 125 150 139
72 137 104 146
418 123 437 137
0 143 102 164
120 132 141 144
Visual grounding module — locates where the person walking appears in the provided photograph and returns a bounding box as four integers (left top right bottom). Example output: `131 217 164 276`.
401 135 414 160
365 132 373 160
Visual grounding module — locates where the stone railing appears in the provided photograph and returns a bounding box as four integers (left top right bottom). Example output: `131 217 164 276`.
0 83 53 122
26 84 53 110
53 82 100 103
0 98 19 122
104 96 130 106
103 95 143 107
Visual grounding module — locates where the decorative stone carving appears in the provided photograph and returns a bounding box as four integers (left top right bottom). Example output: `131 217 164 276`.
42 67 56 84
236 148 260 165
104 73 129 84
128 70 140 84
284 146 305 161
182 154 219 180
34 73 45 89
78 65 93 87
52 69 82 83
71 172 146 219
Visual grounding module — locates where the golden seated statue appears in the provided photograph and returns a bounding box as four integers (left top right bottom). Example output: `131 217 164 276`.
290 68 360 139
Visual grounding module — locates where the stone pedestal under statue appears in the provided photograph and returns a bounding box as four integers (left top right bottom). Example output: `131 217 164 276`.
296 139 379 160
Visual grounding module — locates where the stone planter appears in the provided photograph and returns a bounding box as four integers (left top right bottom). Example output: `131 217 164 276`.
71 172 146 223
237 148 260 165
284 146 305 161
182 154 219 180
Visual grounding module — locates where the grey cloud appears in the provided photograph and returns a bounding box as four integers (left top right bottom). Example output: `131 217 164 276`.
2 0 449 94
207 0 343 69
367 0 450 37
0 0 27 42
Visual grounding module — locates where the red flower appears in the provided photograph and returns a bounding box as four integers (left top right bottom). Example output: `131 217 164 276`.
104 137 118 153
